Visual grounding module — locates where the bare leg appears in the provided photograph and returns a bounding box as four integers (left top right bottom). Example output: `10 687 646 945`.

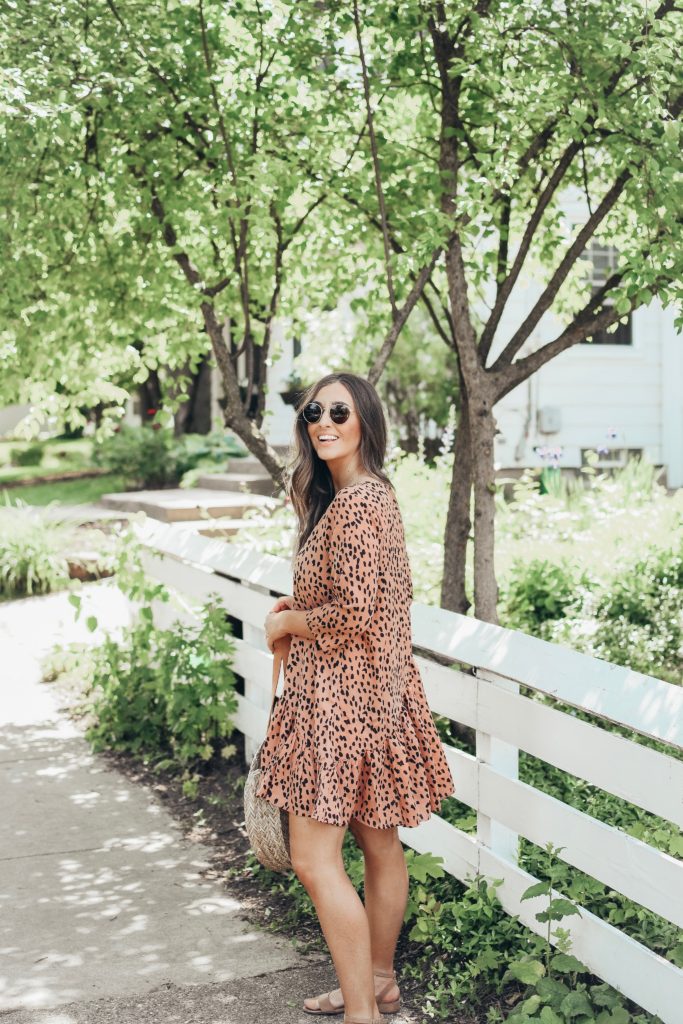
349 817 408 1003
289 811 379 1021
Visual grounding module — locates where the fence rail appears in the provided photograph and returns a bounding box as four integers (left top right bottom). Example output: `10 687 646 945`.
134 519 683 1024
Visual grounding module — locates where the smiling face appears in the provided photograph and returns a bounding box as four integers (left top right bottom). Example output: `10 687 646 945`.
306 382 365 478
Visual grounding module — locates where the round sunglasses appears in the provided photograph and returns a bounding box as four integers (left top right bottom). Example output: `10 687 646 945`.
300 401 352 425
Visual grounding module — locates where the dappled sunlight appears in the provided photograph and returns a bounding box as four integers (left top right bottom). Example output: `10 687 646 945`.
0 585 301 1012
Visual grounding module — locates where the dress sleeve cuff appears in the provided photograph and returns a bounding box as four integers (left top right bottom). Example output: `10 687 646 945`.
305 606 342 654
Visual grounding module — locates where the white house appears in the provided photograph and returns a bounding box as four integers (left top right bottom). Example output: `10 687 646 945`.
488 239 683 488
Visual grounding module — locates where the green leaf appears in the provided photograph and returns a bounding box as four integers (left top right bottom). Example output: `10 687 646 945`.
668 940 683 968
537 898 580 921
540 1008 565 1024
405 851 446 883
520 994 542 1014
668 835 683 857
521 880 550 901
507 959 546 984
560 991 593 1018
550 953 588 974
86 615 98 632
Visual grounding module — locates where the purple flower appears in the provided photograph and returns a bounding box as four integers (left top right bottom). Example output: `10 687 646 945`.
537 445 564 464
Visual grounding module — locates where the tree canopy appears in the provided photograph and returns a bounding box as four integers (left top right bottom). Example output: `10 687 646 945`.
2 0 681 616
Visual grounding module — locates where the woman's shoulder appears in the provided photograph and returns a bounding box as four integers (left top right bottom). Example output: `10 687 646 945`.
329 478 394 527
335 476 393 496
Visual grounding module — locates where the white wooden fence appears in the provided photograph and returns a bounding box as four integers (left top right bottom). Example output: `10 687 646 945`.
133 518 683 1024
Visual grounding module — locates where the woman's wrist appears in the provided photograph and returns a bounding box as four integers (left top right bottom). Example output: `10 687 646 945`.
283 608 315 640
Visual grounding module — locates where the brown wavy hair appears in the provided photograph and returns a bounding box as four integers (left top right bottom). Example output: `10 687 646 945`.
284 372 394 565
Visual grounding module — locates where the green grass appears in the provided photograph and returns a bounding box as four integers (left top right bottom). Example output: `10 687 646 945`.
0 473 131 507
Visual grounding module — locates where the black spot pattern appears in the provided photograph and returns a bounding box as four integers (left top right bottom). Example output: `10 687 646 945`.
255 479 456 828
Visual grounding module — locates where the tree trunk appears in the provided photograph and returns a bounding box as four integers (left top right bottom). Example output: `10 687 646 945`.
200 301 286 488
172 354 212 436
469 388 499 623
139 369 162 422
440 385 473 615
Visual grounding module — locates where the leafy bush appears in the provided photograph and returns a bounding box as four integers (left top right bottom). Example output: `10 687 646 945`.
92 424 178 488
81 597 239 775
588 542 683 684
92 425 248 489
0 503 70 597
172 430 247 482
500 542 682 684
500 559 594 638
10 443 44 467
246 832 662 1023
0 499 119 599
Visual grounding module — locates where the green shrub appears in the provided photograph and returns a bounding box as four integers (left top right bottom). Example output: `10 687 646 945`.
172 431 247 482
589 542 683 684
500 559 595 638
10 443 44 467
0 529 70 597
93 424 178 488
0 500 71 597
520 544 683 684
82 597 239 773
0 499 119 599
92 426 248 489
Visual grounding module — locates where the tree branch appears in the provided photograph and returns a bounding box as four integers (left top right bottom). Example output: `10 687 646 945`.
488 0 678 207
489 168 631 371
353 0 398 320
495 248 673 399
479 140 580 364
496 301 630 400
367 244 445 384
105 0 210 149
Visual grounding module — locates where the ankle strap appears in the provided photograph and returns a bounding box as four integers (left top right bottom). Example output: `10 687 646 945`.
343 1018 383 1024
373 967 395 978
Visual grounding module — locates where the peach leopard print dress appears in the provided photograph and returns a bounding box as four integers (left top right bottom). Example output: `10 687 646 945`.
255 478 455 828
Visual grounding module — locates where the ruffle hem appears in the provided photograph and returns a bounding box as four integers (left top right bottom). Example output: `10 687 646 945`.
254 686 455 829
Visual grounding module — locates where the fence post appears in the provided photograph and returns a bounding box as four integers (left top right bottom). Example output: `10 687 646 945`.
240 579 280 765
475 668 520 867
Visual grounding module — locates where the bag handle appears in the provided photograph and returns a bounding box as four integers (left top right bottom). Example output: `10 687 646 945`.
265 639 289 733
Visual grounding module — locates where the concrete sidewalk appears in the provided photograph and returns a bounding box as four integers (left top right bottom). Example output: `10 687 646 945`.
0 582 339 1024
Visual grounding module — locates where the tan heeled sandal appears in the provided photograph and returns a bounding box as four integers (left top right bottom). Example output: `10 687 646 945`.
343 1017 383 1024
303 968 401 1016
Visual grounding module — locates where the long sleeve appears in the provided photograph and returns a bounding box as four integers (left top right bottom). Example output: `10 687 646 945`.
304 493 382 655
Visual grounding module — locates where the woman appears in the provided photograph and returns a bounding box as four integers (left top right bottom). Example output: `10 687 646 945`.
259 372 455 1024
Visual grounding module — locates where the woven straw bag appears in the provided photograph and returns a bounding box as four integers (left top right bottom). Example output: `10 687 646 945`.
243 639 292 872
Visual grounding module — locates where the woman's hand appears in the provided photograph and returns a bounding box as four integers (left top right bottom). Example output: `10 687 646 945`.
264 609 292 654
269 594 295 614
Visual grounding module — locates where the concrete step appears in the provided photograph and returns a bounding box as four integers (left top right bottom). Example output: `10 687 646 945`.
99 487 278 523
227 454 270 473
196 471 277 495
228 449 289 470
164 516 267 539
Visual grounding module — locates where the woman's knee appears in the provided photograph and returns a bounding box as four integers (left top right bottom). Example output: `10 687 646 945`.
350 818 403 859
288 813 345 885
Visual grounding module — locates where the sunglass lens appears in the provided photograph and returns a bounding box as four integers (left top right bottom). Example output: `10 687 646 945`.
302 402 322 423
331 404 351 423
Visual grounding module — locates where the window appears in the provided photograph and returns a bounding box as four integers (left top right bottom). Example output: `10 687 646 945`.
580 241 632 346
